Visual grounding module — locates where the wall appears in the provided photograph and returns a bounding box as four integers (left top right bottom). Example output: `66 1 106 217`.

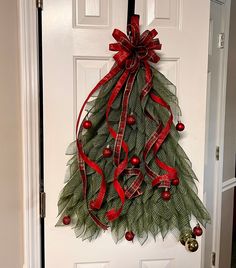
219 0 236 267
0 1 23 267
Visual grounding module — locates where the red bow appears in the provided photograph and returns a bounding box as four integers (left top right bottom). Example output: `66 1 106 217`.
110 15 161 72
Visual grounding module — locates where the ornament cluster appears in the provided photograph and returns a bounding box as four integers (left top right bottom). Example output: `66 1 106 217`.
80 118 185 200
62 213 203 252
180 224 203 252
62 116 204 252
62 110 205 251
81 117 185 202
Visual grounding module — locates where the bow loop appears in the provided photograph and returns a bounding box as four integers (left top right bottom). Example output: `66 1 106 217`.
112 29 133 51
110 16 161 69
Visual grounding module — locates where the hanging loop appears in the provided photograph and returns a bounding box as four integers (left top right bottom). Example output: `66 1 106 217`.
127 0 136 35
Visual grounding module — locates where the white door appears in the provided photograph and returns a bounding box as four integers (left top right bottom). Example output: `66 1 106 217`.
43 0 210 267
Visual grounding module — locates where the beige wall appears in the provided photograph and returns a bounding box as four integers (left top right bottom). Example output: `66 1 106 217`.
0 1 23 267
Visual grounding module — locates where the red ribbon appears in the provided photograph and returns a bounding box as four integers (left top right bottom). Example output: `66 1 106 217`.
149 93 178 187
76 65 123 229
76 15 177 228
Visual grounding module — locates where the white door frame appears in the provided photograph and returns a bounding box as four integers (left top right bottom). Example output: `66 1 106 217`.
18 1 41 268
18 1 231 268
208 0 233 267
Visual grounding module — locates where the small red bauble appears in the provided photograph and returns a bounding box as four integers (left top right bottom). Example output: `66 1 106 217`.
82 120 92 129
161 190 171 201
172 177 180 186
176 121 185 132
103 147 112 158
127 114 136 125
125 231 135 241
130 156 141 166
193 225 203 236
62 215 71 225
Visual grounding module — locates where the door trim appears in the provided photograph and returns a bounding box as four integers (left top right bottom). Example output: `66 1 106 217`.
18 1 41 268
209 0 231 267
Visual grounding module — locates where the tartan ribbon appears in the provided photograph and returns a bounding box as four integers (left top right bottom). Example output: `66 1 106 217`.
124 169 144 199
105 73 136 221
105 15 163 221
109 16 162 73
76 15 177 228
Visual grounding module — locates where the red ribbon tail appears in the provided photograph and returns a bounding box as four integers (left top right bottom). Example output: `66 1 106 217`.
106 207 123 222
89 210 108 230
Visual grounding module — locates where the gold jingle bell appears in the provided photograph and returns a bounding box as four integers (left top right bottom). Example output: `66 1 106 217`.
180 232 196 246
185 238 199 252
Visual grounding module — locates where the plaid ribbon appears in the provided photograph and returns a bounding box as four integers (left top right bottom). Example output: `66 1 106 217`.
124 169 144 199
105 73 136 221
113 74 137 166
105 15 162 221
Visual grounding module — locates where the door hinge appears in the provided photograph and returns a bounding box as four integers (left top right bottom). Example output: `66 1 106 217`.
40 192 46 218
212 252 216 266
36 0 43 9
216 146 220 160
218 33 225 49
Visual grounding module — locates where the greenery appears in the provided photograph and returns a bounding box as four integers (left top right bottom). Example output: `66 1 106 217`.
57 66 210 244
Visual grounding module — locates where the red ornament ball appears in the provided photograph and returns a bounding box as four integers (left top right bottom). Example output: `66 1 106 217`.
103 147 112 158
125 231 135 241
127 114 136 125
130 156 141 166
83 120 92 129
176 121 185 132
172 177 180 186
62 215 71 225
161 190 171 201
193 225 203 236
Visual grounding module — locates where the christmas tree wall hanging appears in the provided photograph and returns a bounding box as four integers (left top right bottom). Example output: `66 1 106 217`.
57 14 210 251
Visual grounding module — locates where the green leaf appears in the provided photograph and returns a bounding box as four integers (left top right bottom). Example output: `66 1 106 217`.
65 141 77 155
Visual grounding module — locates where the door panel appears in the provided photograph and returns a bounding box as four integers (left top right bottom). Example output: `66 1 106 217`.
43 0 210 267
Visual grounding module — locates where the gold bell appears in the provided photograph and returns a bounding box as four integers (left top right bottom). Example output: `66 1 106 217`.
185 238 199 252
